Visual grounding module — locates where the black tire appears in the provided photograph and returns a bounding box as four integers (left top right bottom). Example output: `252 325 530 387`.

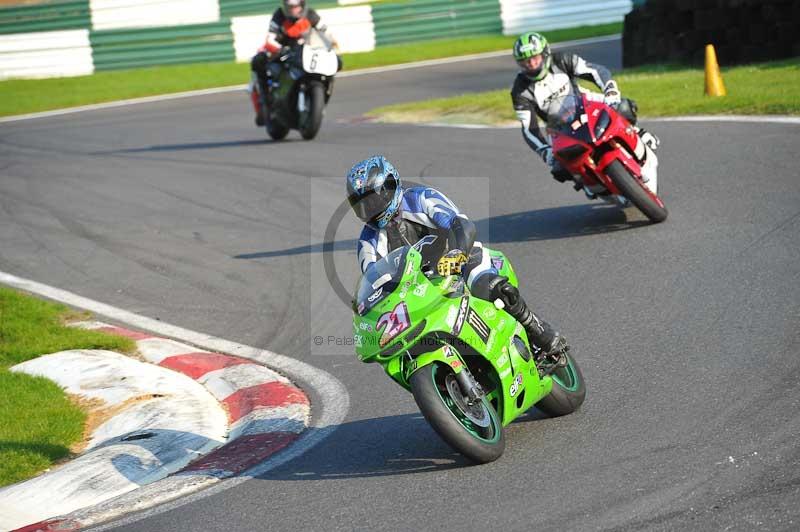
606 159 668 223
266 113 289 141
410 363 505 464
536 353 586 417
299 81 325 140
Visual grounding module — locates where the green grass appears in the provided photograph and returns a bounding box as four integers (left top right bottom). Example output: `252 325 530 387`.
369 58 800 124
0 287 135 487
0 23 620 118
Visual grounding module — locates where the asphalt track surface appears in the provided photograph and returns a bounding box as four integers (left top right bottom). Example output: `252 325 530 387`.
2 38 799 531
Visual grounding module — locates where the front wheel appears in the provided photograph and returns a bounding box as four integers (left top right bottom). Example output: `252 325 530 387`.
299 81 325 140
536 353 586 417
266 112 289 141
410 363 505 464
606 159 668 223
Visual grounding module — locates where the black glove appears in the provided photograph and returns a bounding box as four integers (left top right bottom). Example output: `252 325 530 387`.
551 161 572 183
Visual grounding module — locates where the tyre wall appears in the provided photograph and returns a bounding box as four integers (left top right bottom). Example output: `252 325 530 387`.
623 0 800 67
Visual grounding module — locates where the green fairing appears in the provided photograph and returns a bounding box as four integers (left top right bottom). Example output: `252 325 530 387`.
353 245 554 427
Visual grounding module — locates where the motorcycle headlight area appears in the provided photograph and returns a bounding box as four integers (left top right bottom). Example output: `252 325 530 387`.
556 144 589 161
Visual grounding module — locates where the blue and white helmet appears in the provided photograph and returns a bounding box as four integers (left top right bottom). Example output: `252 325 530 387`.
346 155 402 228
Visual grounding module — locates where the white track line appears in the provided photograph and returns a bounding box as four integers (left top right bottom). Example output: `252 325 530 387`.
0 270 350 529
0 35 621 125
647 115 800 125
375 114 800 130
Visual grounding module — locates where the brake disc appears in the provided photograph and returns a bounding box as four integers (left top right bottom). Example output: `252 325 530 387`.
444 374 490 427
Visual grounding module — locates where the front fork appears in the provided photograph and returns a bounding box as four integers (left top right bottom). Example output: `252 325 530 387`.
410 345 485 406
454 366 485 405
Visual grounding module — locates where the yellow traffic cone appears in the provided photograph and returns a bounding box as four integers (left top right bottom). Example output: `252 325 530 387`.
704 44 727 97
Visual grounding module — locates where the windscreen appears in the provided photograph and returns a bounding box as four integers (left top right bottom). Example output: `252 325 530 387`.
545 91 584 133
354 247 409 315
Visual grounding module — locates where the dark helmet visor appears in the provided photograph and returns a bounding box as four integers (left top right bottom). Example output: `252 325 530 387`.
348 175 398 222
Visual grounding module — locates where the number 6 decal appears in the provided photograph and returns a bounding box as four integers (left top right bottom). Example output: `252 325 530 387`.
377 302 411 347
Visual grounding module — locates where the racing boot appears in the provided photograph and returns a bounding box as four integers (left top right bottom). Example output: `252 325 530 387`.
635 127 660 151
471 275 567 363
250 89 264 126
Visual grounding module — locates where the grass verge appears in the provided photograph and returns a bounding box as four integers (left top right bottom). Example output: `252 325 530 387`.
369 58 800 125
0 287 135 487
0 23 620 118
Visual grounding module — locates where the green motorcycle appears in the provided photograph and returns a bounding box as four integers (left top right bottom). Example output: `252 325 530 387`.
353 241 586 463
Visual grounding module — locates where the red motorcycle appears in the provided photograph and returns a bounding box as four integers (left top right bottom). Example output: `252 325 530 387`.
547 89 667 223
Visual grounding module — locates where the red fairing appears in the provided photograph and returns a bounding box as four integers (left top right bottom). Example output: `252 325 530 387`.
549 94 643 195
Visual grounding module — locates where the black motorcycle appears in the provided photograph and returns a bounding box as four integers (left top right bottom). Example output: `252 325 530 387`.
255 35 339 141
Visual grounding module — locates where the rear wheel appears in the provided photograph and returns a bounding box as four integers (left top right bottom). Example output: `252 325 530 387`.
536 353 586 417
410 363 504 464
606 159 668 223
299 81 325 140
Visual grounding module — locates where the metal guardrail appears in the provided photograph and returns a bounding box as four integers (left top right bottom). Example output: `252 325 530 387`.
219 0 340 18
500 0 632 36
90 21 235 71
0 0 90 35
0 0 632 79
372 0 502 46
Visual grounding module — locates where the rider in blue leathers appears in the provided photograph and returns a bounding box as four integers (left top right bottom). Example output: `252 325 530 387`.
346 155 567 359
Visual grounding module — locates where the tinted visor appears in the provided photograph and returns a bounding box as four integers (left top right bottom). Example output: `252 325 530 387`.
348 175 398 222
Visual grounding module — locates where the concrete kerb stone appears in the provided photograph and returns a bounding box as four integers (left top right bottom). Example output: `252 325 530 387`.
4 322 311 532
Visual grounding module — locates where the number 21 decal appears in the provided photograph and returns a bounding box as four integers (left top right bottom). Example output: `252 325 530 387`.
377 302 411 347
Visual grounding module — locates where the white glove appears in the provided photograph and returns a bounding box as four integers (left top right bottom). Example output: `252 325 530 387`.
603 80 621 108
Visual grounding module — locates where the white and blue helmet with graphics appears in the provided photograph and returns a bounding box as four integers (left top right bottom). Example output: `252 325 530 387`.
346 155 402 228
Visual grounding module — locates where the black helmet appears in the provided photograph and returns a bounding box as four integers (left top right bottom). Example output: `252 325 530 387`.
282 0 307 21
346 156 403 228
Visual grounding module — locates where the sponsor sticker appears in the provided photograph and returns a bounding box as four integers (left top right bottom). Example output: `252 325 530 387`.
467 308 491 344
496 352 509 368
368 288 383 302
413 283 429 298
491 257 504 270
450 360 462 369
398 281 412 299
499 367 512 379
509 373 524 397
452 296 469 335
482 307 497 321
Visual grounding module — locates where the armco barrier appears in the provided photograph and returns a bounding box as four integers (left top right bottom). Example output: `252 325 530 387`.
90 0 220 31
231 5 374 62
0 0 90 35
0 29 93 79
220 0 340 18
372 0 502 46
0 0 634 80
91 21 235 71
500 0 632 36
